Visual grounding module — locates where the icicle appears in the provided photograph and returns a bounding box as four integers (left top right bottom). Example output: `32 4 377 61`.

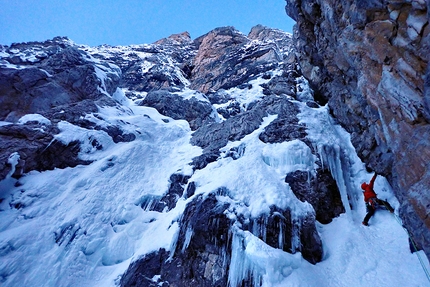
262 216 267 243
278 221 284 250
181 227 194 253
290 215 301 253
228 231 248 287
320 144 352 215
318 143 324 170
167 222 181 261
227 230 263 287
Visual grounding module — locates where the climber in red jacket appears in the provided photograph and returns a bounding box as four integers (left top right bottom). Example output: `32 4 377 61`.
361 172 394 226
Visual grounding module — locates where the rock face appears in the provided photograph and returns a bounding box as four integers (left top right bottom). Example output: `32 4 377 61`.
285 0 430 258
0 123 89 180
0 37 120 122
286 169 345 224
0 37 125 180
85 32 197 95
140 89 215 130
121 192 232 287
190 26 294 93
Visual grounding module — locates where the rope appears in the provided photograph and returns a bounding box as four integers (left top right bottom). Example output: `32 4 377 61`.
382 201 430 283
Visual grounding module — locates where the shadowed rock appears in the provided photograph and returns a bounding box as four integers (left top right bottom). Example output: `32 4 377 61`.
286 169 345 224
140 89 215 130
0 123 90 180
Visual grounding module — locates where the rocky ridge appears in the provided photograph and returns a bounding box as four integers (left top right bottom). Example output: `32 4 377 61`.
285 0 430 258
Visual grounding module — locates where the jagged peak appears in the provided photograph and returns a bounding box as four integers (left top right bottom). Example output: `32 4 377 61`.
153 31 192 45
248 24 292 41
193 26 247 45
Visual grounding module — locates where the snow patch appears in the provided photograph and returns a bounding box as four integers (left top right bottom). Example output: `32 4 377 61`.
55 121 115 160
112 88 133 106
173 88 210 103
221 71 282 110
141 60 155 73
18 114 51 126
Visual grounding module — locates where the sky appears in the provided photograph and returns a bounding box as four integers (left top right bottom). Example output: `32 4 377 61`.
0 0 296 46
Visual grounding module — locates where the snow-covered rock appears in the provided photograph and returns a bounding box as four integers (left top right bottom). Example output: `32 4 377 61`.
0 23 429 287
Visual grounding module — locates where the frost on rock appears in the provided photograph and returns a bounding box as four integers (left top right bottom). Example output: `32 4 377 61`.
0 153 21 199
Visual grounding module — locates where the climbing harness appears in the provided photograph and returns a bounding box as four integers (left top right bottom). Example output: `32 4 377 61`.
382 202 430 284
368 198 379 209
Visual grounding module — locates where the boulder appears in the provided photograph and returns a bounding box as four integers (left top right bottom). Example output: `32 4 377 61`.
0 38 120 121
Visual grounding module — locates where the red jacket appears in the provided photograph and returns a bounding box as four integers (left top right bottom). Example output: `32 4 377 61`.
361 173 377 203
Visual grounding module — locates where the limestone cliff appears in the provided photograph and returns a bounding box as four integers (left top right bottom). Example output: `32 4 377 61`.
285 0 430 258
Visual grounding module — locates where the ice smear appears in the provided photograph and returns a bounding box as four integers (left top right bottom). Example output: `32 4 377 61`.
112 87 133 106
296 75 314 102
0 153 20 200
174 88 210 103
261 139 316 176
0 104 202 287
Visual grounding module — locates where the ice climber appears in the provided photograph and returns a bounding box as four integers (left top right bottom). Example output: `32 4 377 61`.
361 172 394 226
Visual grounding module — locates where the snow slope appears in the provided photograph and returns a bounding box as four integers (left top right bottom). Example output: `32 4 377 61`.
1 82 429 287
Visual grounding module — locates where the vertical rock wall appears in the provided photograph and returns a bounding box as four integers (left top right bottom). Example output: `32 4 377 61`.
285 0 430 258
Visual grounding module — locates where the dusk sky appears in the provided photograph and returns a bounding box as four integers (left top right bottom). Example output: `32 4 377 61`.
0 0 296 46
